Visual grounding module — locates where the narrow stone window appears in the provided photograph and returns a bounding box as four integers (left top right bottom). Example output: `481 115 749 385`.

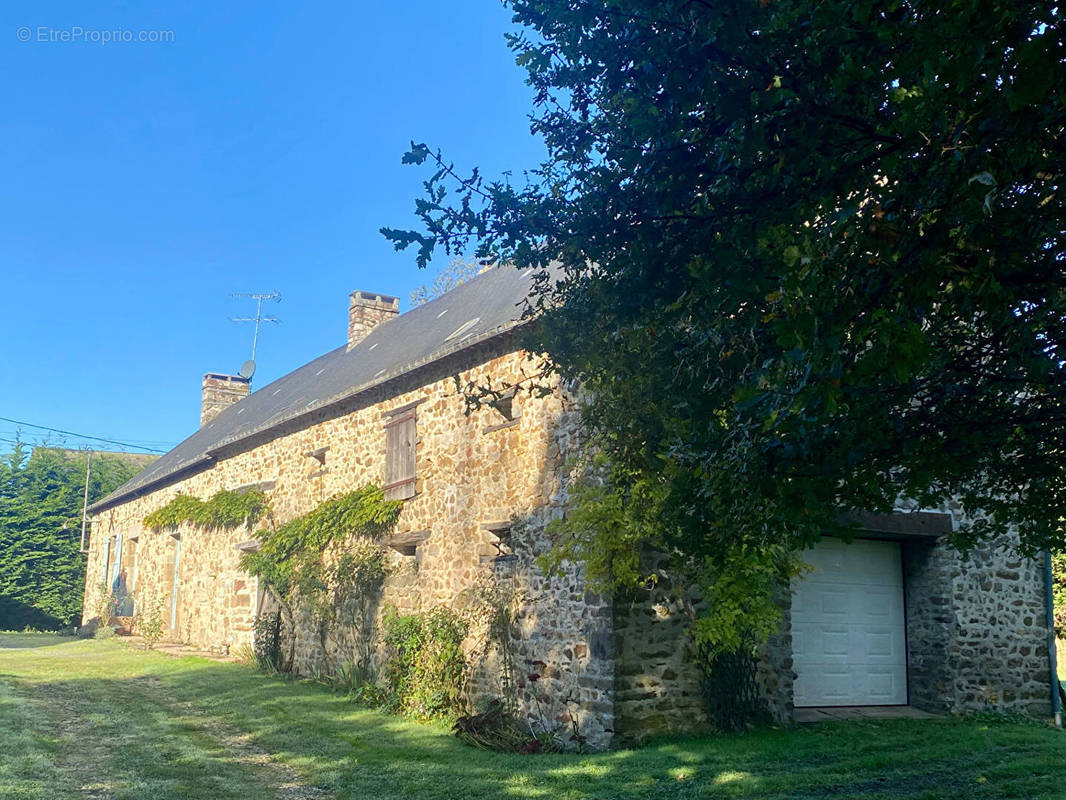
384 409 417 500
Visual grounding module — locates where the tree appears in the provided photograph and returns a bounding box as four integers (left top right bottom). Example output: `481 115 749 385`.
0 445 144 629
383 1 1064 654
410 257 485 307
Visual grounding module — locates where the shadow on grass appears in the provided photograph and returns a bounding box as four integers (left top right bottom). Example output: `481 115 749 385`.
0 632 76 650
5 644 1066 800
0 595 67 632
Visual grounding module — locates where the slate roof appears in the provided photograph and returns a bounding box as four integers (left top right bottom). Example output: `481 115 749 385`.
90 265 541 513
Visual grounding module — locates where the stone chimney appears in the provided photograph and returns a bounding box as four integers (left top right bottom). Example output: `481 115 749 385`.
348 291 399 350
201 373 251 427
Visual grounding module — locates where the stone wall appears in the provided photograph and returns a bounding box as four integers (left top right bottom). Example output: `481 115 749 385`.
610 526 1052 741
466 514 616 747
85 330 1056 746
612 584 708 742
905 534 1052 717
610 555 793 742
902 537 955 713
84 340 617 748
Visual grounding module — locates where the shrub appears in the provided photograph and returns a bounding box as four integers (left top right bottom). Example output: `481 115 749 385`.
382 606 468 719
136 599 166 650
93 583 118 629
233 643 255 665
93 626 116 640
698 644 768 732
333 659 387 706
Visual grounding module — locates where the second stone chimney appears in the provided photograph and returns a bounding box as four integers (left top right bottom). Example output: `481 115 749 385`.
348 291 399 350
201 373 251 427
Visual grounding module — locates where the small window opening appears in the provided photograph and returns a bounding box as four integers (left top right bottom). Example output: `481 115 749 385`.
482 520 513 557
387 529 430 557
490 393 515 422
305 446 328 466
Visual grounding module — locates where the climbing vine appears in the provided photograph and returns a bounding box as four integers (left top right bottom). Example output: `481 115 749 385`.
239 486 402 672
144 489 269 530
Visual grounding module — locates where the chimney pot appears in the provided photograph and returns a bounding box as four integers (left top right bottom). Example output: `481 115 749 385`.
348 290 399 350
201 373 251 427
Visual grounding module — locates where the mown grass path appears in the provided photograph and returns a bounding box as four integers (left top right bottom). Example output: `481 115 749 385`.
0 633 1063 799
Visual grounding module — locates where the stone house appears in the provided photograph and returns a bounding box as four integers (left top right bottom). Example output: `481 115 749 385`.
84 265 1058 748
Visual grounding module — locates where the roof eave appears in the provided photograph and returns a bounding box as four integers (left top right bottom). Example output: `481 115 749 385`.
87 455 216 516
90 318 532 514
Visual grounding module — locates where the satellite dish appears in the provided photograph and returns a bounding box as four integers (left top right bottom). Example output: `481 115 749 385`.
239 360 256 380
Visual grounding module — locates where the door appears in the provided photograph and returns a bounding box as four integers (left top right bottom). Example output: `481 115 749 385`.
791 538 907 706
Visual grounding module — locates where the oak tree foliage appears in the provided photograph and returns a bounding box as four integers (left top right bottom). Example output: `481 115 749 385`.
385 1 1065 649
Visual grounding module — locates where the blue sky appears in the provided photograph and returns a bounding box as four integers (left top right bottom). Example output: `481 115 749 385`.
0 1 544 454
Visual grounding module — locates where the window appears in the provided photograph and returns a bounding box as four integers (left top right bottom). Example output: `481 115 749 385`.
483 389 519 433
384 409 417 500
490 392 515 422
387 529 430 557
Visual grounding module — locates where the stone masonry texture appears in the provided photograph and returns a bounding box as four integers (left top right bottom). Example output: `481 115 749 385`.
85 336 1056 748
904 532 1052 717
200 374 251 427
612 528 1052 739
86 341 614 748
347 291 399 350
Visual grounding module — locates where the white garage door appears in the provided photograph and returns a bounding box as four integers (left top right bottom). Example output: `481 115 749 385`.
792 538 907 707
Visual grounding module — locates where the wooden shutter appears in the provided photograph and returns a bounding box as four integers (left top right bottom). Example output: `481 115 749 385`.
384 410 416 500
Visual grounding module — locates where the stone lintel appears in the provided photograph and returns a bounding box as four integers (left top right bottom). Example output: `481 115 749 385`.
387 529 430 555
842 510 954 538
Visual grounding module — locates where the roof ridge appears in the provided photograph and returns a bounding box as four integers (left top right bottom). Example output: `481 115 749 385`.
89 264 539 513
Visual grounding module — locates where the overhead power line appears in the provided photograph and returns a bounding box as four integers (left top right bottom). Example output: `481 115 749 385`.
0 416 169 454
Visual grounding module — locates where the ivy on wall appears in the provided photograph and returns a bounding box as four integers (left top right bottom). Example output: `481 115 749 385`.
144 489 269 530
145 484 477 722
239 486 403 672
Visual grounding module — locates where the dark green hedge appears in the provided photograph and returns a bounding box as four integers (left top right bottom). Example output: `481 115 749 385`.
0 445 145 629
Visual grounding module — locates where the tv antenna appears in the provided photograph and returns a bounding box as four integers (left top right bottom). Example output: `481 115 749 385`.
231 290 281 365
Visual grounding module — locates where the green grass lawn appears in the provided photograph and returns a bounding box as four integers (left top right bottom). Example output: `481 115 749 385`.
0 633 1063 799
